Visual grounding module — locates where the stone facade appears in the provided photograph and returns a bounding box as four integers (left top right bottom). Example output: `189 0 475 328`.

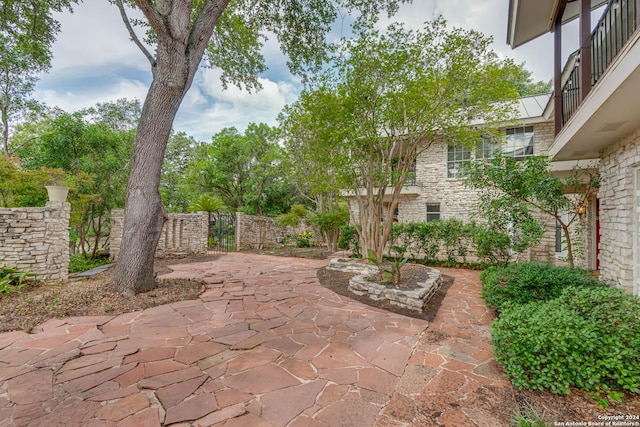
0 201 70 282
235 212 315 251
110 209 209 260
347 119 598 266
598 128 640 295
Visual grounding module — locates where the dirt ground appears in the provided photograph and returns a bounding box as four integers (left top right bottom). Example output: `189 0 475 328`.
1 251 638 424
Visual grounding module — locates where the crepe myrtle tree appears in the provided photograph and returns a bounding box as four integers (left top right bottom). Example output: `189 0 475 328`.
282 18 523 264
108 0 410 295
462 154 600 267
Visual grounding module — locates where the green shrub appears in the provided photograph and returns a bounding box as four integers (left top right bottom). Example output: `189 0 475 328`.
69 254 112 273
481 262 604 312
492 286 640 405
338 225 361 257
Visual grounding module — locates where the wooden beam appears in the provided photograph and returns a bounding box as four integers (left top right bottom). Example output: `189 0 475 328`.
554 15 563 135
580 0 592 100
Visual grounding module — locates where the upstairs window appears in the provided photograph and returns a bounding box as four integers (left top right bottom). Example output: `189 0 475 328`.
447 145 471 178
504 126 534 158
476 136 501 160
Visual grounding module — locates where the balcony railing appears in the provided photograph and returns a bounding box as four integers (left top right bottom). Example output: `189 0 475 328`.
561 0 637 125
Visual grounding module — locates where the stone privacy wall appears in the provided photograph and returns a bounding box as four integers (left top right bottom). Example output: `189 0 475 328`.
110 209 208 260
235 212 315 251
599 128 640 295
0 201 70 282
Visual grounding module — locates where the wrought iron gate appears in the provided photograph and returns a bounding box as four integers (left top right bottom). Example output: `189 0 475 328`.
209 213 236 254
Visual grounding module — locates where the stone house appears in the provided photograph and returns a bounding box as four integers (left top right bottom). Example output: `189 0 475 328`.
347 93 599 271
506 0 640 296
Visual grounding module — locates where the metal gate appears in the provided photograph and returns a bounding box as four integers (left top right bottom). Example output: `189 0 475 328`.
209 213 236 254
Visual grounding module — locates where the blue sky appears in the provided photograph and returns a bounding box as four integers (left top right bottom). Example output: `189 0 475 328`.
33 1 582 142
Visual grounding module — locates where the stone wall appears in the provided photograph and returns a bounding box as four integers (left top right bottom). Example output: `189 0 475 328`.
110 209 209 260
0 201 70 282
235 212 315 251
598 128 640 295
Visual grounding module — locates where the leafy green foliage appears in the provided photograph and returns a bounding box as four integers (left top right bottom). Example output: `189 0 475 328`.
185 123 298 216
278 204 309 227
188 195 225 213
492 286 640 405
12 100 138 258
161 131 199 213
481 262 604 312
295 231 313 248
0 266 32 294
0 0 78 155
338 225 361 257
462 154 600 266
68 254 111 274
389 220 534 266
280 17 523 265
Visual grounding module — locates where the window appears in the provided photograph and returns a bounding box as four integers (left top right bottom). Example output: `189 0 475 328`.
504 126 534 158
426 203 440 222
476 136 501 160
447 145 471 178
555 221 563 253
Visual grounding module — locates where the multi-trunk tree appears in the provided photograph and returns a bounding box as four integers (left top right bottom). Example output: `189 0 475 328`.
281 18 523 263
109 0 409 295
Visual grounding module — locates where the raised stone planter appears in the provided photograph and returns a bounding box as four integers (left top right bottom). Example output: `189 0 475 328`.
327 258 442 312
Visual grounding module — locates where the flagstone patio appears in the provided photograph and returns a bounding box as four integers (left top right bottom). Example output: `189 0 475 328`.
0 253 514 426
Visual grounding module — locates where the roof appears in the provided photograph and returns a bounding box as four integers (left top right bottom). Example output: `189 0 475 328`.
507 0 608 48
516 93 552 119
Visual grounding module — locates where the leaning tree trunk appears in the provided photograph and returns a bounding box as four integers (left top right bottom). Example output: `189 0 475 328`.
109 78 185 295
111 49 197 294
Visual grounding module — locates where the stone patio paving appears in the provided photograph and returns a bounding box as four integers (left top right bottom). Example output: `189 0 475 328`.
0 253 514 426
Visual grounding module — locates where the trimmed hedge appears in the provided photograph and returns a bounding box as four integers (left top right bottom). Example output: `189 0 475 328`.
491 286 640 403
480 262 604 312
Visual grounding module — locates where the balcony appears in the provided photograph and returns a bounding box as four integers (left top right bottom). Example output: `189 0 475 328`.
561 0 638 126
549 0 640 160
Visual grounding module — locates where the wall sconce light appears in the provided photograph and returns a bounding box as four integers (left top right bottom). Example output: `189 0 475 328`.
577 205 587 216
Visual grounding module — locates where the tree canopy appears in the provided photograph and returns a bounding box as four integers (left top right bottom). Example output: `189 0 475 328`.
109 0 412 295
281 18 523 262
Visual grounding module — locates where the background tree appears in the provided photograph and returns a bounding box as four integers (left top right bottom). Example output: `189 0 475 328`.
511 63 553 96
0 0 77 155
462 154 600 267
282 18 522 263
161 131 198 213
185 123 296 216
109 0 409 295
14 100 139 258
280 89 351 251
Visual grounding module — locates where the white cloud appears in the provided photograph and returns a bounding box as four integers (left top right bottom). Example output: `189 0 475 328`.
37 78 148 113
173 68 300 141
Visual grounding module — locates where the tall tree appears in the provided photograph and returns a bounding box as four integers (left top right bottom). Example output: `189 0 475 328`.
0 0 77 155
110 0 408 295
281 18 522 263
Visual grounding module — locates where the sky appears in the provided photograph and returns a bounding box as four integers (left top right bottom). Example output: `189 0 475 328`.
33 1 582 142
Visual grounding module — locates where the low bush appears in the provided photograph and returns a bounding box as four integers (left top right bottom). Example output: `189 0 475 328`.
492 286 640 405
338 225 361 257
480 262 604 312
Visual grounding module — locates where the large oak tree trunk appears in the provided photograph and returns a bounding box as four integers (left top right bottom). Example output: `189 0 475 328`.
111 44 195 295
